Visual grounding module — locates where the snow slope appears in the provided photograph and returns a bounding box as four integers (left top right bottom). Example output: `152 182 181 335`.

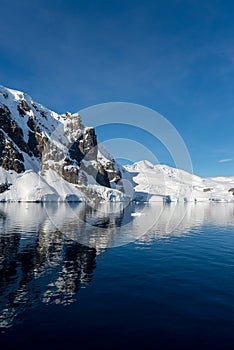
125 160 234 203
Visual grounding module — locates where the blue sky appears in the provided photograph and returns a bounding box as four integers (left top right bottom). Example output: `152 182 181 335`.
0 0 234 176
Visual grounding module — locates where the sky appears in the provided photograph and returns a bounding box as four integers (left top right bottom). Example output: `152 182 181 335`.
0 0 234 176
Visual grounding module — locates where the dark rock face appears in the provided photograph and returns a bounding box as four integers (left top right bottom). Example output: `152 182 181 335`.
104 161 121 183
68 128 98 165
62 126 121 187
82 128 98 160
68 140 84 165
17 100 31 117
80 162 110 188
27 116 48 158
67 127 121 187
96 164 110 187
0 130 25 173
0 102 49 172
28 131 41 158
0 103 28 154
61 162 80 184
0 181 11 194
21 100 31 112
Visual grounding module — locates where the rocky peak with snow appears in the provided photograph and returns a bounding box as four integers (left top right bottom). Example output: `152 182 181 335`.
0 85 123 202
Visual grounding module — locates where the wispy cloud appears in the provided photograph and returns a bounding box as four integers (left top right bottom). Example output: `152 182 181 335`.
218 158 233 163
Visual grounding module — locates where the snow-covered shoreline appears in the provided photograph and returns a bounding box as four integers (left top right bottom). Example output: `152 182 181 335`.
124 160 234 203
1 161 234 203
0 167 127 203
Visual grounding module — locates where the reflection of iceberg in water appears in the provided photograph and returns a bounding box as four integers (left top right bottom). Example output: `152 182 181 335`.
0 202 234 328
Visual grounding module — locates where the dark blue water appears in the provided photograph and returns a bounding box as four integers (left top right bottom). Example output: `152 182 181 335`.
0 202 234 349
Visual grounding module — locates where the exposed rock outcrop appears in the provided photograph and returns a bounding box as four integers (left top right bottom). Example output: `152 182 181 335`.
0 130 25 173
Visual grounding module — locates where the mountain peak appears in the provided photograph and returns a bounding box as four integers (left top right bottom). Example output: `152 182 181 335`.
0 84 125 202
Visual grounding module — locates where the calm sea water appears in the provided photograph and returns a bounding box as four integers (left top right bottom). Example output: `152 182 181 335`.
0 202 234 349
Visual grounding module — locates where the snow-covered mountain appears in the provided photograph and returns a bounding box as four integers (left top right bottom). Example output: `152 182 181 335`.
0 85 125 202
125 160 234 202
0 85 233 203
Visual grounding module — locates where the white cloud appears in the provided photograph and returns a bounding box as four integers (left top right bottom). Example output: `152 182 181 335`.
218 158 233 163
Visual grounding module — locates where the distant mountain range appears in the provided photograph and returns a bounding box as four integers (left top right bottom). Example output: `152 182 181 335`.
0 85 233 203
126 160 234 202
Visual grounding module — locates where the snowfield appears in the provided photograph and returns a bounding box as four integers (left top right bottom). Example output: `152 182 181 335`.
124 160 234 203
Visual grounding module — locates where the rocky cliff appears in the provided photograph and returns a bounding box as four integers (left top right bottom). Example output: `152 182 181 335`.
0 85 123 202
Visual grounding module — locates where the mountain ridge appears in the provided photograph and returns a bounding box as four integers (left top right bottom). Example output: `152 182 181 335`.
125 161 234 202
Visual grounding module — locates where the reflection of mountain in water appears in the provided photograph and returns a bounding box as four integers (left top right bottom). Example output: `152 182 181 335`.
0 202 234 328
0 204 99 328
146 202 234 239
